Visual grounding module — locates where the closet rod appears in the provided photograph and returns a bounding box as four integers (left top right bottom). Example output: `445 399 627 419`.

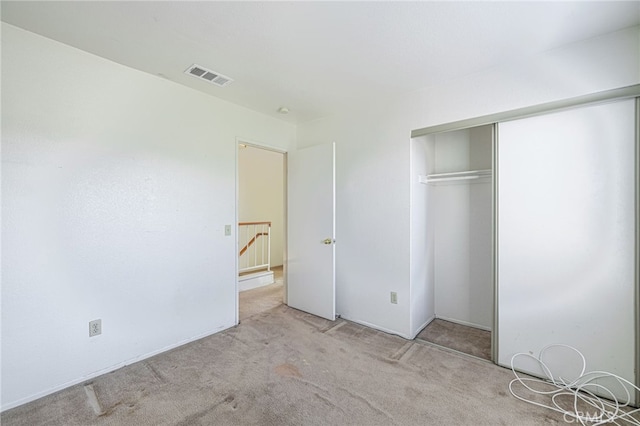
419 169 492 184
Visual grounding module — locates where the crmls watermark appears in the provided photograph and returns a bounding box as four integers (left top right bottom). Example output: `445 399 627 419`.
563 412 607 424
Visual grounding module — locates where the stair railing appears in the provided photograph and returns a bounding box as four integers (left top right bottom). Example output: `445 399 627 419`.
238 221 271 274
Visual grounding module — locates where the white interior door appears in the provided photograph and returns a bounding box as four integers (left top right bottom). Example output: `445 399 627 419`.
497 99 637 404
287 143 336 320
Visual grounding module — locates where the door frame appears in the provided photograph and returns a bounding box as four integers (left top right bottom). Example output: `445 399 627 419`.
235 138 288 325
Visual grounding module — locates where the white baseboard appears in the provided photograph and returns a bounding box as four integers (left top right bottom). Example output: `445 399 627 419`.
411 315 436 338
238 271 274 292
435 315 492 332
0 322 234 412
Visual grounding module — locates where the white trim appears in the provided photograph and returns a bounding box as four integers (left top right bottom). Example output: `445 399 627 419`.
238 271 275 292
435 315 492 332
412 315 436 339
237 137 288 154
411 84 640 138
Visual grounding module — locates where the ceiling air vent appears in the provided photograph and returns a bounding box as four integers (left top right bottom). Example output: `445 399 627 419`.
184 64 233 87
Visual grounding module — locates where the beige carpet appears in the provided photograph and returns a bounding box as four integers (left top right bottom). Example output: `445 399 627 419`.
239 279 283 322
416 319 491 361
3 299 568 425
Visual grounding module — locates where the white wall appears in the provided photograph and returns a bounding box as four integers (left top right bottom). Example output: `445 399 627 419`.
238 146 284 267
1 23 295 410
412 26 640 130
298 110 413 336
298 25 639 339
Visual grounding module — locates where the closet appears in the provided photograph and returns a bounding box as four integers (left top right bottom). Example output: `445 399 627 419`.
410 88 639 405
414 124 494 360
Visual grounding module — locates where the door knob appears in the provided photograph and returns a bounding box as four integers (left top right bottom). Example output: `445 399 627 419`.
322 238 333 245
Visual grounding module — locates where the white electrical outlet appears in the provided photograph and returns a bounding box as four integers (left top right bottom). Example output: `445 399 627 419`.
390 292 398 304
89 319 102 337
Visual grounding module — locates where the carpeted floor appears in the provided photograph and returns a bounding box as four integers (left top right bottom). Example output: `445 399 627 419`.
239 266 284 322
2 303 570 425
416 319 491 361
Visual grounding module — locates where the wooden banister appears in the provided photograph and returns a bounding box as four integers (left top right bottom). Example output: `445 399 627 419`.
239 232 269 256
239 221 271 226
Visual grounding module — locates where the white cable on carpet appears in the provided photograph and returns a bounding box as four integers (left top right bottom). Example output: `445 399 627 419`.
509 344 640 425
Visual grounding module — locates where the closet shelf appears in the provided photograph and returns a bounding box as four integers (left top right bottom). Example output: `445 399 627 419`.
419 169 492 184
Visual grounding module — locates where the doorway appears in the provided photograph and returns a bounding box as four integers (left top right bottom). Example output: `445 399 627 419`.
237 142 286 322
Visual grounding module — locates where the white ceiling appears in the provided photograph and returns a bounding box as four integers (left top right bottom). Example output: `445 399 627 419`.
2 1 639 124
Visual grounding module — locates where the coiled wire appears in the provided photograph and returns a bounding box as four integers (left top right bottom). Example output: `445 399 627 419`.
509 344 640 425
